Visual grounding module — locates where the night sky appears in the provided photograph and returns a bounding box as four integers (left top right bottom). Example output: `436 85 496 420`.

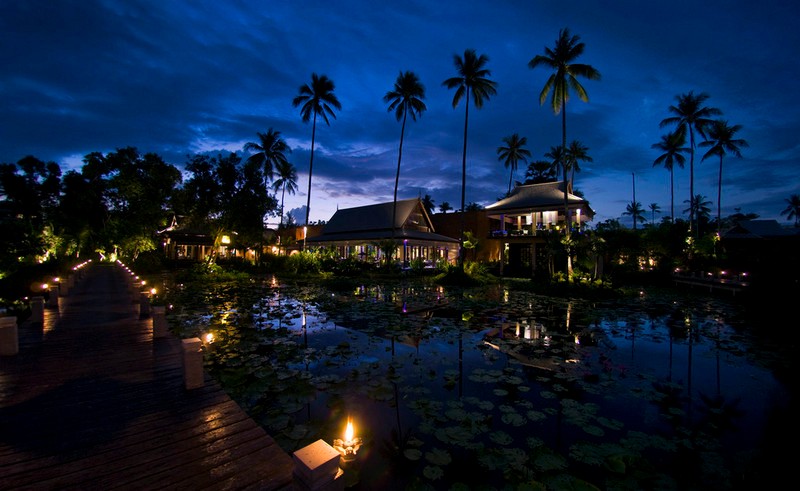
2 0 798 227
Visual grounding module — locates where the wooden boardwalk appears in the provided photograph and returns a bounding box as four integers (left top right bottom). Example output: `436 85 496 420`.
0 263 294 490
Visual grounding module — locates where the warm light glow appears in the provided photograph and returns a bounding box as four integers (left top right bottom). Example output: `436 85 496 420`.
150 287 157 295
204 332 215 344
344 420 354 442
221 235 231 244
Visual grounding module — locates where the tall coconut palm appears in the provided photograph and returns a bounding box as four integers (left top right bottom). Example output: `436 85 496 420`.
659 91 721 236
443 49 497 266
649 202 661 224
565 140 592 190
292 73 341 231
384 70 427 239
699 119 747 235
781 194 800 227
497 133 531 195
244 128 290 189
652 130 689 222
497 134 531 195
272 160 298 227
623 201 646 230
529 27 600 277
683 194 712 229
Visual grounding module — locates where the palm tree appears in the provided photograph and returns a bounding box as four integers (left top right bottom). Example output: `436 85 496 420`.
496 133 531 195
781 194 800 227
272 160 298 227
292 73 342 232
244 128 290 189
652 130 689 222
439 201 452 213
623 201 646 230
529 28 600 277
443 49 497 267
421 193 436 216
649 202 661 224
524 160 557 184
683 194 712 228
565 140 592 191
659 91 721 236
384 71 427 239
699 119 748 235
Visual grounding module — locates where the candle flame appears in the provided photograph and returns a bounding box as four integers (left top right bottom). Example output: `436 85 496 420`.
344 419 354 442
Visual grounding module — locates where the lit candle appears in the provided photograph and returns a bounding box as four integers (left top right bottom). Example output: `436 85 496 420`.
333 418 362 461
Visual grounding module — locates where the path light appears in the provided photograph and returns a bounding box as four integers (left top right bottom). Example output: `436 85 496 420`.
203 332 215 344
150 287 157 296
333 418 362 461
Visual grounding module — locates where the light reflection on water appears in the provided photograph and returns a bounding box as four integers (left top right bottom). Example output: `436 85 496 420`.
168 277 790 490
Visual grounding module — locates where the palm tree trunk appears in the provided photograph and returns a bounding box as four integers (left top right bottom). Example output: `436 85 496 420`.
561 98 572 279
280 183 286 227
689 128 696 237
670 167 674 223
304 113 317 250
392 109 408 241
459 89 470 269
717 154 723 236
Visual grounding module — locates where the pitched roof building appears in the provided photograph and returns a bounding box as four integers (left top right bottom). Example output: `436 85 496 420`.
307 198 459 264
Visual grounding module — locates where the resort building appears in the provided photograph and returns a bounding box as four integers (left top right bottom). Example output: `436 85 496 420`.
306 198 460 265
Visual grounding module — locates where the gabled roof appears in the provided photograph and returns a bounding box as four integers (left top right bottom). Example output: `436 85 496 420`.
722 219 799 239
307 198 458 244
485 181 594 216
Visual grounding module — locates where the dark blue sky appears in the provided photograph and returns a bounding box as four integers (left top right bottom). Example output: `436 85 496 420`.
2 0 798 226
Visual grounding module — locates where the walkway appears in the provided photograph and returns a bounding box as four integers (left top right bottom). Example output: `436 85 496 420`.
0 262 294 490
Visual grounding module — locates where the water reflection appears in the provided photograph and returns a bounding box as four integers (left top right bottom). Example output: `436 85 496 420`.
166 277 791 490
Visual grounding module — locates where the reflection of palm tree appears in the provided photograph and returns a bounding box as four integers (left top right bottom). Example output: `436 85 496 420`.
699 119 747 234
652 130 688 222
497 133 531 195
292 73 341 229
384 71 427 239
272 160 298 227
443 49 497 267
660 91 721 236
781 194 800 227
529 28 600 277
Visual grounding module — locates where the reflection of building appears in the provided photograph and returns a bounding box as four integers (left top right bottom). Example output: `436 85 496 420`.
306 198 459 264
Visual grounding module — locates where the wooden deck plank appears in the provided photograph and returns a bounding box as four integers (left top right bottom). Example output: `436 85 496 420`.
0 262 294 491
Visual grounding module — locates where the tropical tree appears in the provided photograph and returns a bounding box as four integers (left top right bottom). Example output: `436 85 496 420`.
524 160 557 184
652 130 689 222
529 27 600 278
384 71 427 239
699 119 748 234
659 91 721 236
496 133 531 194
649 203 661 224
272 160 298 227
780 194 800 227
439 201 452 213
623 201 646 230
292 73 341 232
564 140 592 191
443 49 497 267
243 128 290 189
683 194 712 229
421 194 436 216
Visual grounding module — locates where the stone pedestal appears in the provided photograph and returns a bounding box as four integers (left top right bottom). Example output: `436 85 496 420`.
152 305 168 338
29 296 45 323
47 285 59 308
182 338 204 389
139 291 151 317
292 439 345 491
0 316 19 356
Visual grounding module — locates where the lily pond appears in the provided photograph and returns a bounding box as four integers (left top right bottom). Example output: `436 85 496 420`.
164 276 793 490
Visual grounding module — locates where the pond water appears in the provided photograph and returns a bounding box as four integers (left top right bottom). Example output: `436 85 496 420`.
165 276 793 490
